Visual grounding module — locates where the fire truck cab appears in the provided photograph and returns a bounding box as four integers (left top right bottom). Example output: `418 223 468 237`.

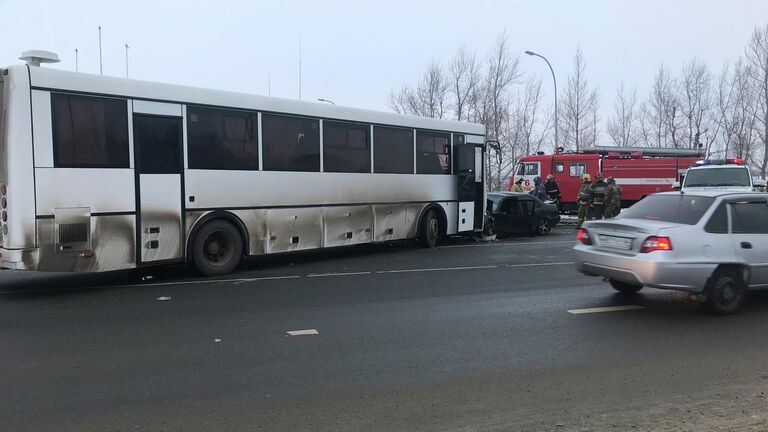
512 146 703 213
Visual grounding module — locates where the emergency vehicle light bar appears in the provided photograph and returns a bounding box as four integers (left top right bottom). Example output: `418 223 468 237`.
693 158 744 166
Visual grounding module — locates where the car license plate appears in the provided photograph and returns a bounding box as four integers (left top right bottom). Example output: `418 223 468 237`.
599 235 632 250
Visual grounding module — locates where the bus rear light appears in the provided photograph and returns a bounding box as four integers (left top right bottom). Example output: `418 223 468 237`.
576 228 592 245
640 236 672 253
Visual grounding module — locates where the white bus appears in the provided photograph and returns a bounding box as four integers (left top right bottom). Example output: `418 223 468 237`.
0 54 486 276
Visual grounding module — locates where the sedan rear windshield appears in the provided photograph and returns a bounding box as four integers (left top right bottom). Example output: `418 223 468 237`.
684 167 751 187
619 195 715 225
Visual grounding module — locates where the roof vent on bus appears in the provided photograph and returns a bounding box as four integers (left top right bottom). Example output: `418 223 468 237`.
19 50 60 67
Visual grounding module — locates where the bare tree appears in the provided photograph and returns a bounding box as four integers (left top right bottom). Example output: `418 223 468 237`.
510 77 552 156
449 47 481 122
639 65 681 148
677 58 714 150
559 48 599 150
387 84 416 115
607 83 639 147
483 31 522 191
386 60 449 119
746 24 768 178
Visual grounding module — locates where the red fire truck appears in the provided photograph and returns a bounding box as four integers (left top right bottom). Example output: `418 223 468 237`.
511 146 704 213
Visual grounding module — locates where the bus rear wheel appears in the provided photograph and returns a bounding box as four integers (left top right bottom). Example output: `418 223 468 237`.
419 209 440 248
191 219 244 276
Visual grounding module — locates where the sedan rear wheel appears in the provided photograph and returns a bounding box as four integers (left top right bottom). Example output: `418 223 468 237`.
609 279 643 294
705 268 746 315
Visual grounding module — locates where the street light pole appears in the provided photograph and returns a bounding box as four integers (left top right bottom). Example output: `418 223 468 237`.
317 98 336 106
98 26 103 75
75 48 79 72
525 51 558 152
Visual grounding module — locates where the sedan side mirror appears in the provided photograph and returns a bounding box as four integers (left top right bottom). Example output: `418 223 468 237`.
672 181 680 190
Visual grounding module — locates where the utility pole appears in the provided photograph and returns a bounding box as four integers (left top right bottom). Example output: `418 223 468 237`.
98 26 103 75
298 34 302 100
75 48 79 72
124 44 129 78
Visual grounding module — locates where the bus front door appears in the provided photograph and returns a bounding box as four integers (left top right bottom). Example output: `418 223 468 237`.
133 113 184 264
456 141 484 232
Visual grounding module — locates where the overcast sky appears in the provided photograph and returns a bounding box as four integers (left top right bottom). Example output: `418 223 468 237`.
2 0 767 123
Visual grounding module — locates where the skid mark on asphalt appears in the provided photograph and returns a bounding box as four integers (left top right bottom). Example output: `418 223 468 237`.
568 305 645 314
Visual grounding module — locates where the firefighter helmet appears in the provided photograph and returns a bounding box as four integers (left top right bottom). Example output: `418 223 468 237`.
547 174 555 180
582 173 591 182
596 172 605 181
607 176 615 183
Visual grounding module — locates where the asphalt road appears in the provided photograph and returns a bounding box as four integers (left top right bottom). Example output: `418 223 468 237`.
2 228 768 432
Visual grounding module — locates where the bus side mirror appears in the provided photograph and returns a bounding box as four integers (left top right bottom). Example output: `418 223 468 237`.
486 140 501 164
672 182 680 190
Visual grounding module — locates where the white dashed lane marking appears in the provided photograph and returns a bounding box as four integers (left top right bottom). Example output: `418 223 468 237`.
287 329 319 336
505 262 574 268
568 305 645 314
376 265 498 274
307 271 371 278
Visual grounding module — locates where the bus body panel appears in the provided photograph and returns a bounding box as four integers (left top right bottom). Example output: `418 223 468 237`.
35 168 136 215
35 215 136 272
184 170 455 210
2 66 37 250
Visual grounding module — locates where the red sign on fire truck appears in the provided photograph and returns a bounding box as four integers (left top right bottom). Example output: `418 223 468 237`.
511 146 703 213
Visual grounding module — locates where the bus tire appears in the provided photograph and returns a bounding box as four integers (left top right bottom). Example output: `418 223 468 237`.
191 219 244 276
419 209 440 248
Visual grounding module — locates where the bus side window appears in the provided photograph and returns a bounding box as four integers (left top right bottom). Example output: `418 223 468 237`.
553 162 564 174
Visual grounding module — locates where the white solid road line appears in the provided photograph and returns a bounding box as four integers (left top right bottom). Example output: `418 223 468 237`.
287 329 319 336
568 305 645 314
377 265 498 274
441 240 574 249
307 271 371 278
128 275 301 288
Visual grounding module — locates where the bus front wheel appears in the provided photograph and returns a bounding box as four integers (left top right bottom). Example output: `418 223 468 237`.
191 219 244 276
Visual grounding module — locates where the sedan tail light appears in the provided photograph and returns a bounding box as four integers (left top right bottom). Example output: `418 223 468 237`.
640 236 673 253
576 228 592 245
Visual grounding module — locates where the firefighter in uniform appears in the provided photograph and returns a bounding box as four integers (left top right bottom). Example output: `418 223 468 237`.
604 177 622 218
577 174 593 228
590 172 609 220
512 178 525 192
544 174 561 208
